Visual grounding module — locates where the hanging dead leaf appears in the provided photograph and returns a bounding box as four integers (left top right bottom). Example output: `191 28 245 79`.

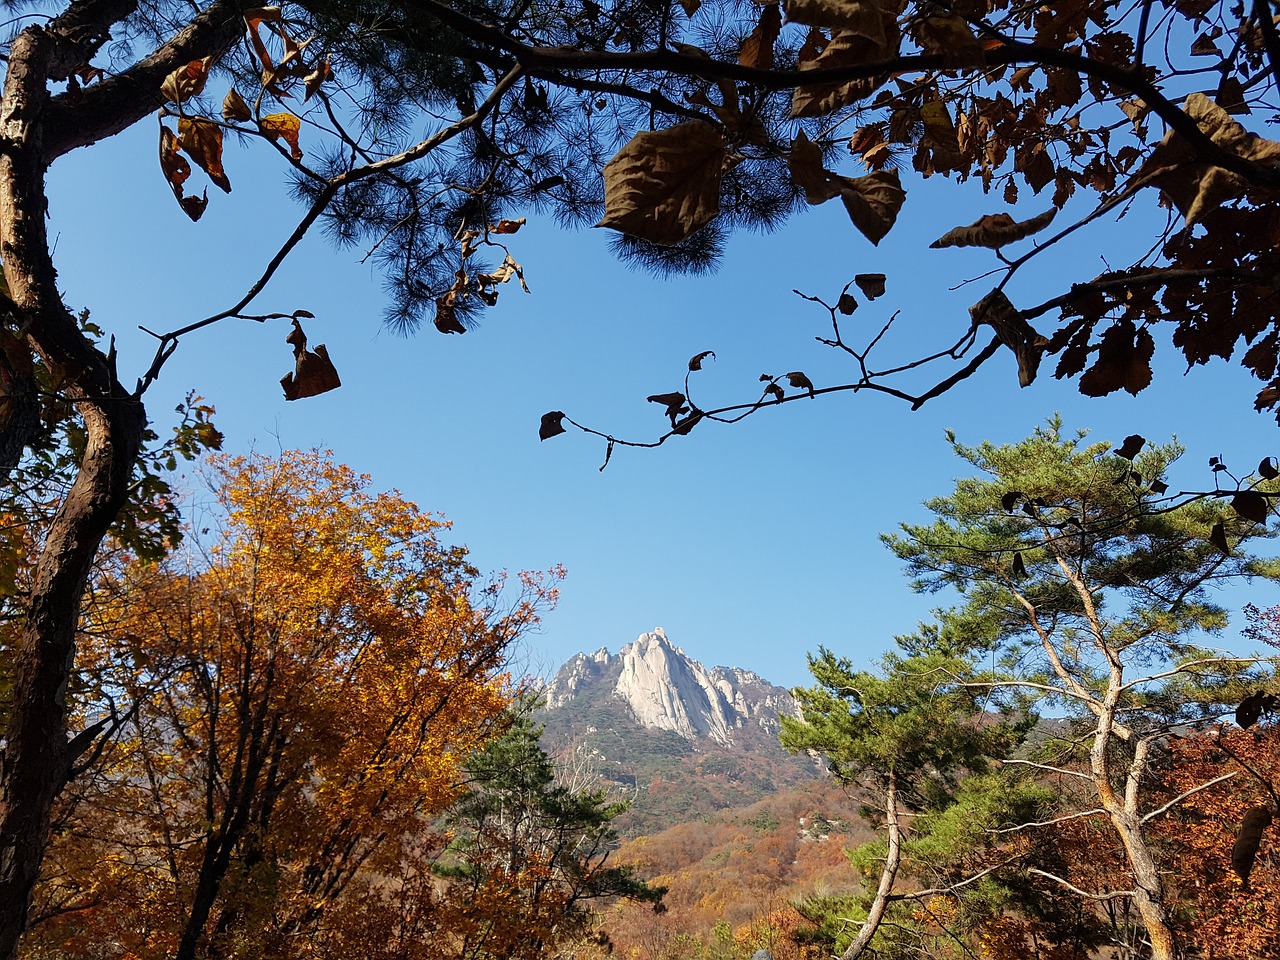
304 59 332 101
1210 520 1231 555
160 56 212 105
1001 491 1024 512
1011 552 1027 578
679 0 701 15
792 25 897 117
647 392 688 423
784 0 889 44
489 218 526 234
838 169 905 245
914 13 983 62
917 100 962 175
1191 31 1222 56
178 117 230 193
597 121 730 246
785 371 815 396
854 273 886 300
1114 434 1146 460
260 112 303 159
930 208 1057 248
223 88 252 122
765 382 785 402
671 409 703 434
1231 806 1273 888
1215 74 1250 115
1149 479 1168 494
789 130 839 204
739 3 782 69
433 299 467 334
689 350 716 370
838 292 858 315
1260 456 1279 480
1232 490 1270 524
245 6 283 74
1139 93 1280 225
158 124 208 221
969 288 1048 388
279 319 340 400
539 411 567 441
476 253 530 293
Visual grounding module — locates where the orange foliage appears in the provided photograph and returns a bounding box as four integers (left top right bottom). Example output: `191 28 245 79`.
1154 725 1280 960
23 451 560 959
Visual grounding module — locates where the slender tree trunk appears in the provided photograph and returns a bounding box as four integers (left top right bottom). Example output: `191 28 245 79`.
841 774 901 960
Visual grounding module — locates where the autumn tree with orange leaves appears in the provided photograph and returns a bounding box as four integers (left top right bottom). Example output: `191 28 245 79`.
17 450 560 960
10 0 1280 952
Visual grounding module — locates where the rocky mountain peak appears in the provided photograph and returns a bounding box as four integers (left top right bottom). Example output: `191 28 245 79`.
544 628 797 746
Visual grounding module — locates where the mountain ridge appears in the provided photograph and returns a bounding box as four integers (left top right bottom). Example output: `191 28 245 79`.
536 628 819 836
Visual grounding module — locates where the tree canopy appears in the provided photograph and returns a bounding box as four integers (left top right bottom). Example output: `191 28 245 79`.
788 421 1280 960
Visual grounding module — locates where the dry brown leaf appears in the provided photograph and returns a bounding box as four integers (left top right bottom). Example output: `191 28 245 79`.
434 299 467 334
854 273 886 299
784 0 889 44
913 13 983 61
837 169 905 245
260 112 303 159
245 6 283 72
223 88 252 122
930 207 1057 248
1139 93 1280 224
280 319 340 399
788 130 839 203
160 57 212 105
304 59 332 101
489 218 526 234
791 24 896 117
597 121 729 246
679 0 701 15
740 3 782 69
178 117 230 193
970 288 1048 387
158 124 209 222
918 100 962 174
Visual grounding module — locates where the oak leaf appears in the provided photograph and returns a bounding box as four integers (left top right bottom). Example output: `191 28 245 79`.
913 14 983 62
1078 320 1154 397
1231 806 1273 887
597 121 729 246
931 208 1057 248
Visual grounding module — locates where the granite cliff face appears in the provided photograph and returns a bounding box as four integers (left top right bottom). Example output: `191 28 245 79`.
537 628 816 835
544 627 798 746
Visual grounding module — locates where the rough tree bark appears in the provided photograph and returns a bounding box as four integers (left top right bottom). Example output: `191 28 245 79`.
0 4 246 956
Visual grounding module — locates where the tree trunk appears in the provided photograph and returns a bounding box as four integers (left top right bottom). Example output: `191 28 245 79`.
841 774 901 960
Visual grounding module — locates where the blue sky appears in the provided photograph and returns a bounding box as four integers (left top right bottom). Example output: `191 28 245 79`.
50 119 1279 689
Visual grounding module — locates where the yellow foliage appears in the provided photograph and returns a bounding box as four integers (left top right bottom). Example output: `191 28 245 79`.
26 450 560 960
